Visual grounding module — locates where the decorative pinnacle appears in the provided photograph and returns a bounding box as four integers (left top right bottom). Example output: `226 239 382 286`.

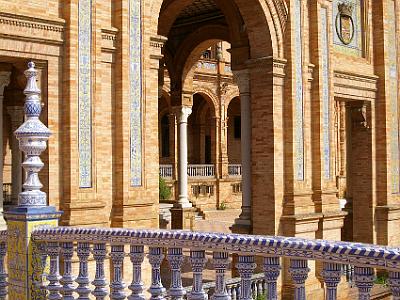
14 62 51 207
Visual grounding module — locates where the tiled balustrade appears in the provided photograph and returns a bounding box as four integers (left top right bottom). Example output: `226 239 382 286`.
1 226 392 300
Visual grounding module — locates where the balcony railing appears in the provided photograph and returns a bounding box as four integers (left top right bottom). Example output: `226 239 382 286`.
28 226 400 300
228 164 242 177
160 164 173 179
188 164 215 178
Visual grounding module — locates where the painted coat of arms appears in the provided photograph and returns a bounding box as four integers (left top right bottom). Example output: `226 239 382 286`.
336 2 355 45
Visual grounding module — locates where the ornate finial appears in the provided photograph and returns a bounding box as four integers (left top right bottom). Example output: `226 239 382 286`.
14 62 51 207
338 1 353 17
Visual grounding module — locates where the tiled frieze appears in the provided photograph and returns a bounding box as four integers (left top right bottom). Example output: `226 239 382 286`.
78 0 93 188
130 0 143 187
332 0 363 56
387 1 399 194
321 7 331 180
294 0 304 181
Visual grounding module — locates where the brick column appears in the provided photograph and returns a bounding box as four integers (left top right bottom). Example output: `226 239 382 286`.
0 72 10 229
231 69 251 231
7 106 24 206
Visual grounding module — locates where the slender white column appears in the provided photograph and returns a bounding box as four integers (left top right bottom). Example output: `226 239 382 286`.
7 106 24 205
174 106 192 208
233 70 251 224
0 72 10 227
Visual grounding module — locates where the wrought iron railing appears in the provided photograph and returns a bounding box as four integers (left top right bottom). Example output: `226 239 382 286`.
29 227 400 300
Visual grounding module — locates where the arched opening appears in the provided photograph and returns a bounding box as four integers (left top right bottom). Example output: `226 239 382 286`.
188 93 216 165
156 0 286 238
227 97 241 164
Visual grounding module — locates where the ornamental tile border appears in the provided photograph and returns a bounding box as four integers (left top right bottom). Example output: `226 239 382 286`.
78 0 93 188
130 0 143 187
294 0 304 181
387 2 400 194
32 227 400 271
321 7 331 180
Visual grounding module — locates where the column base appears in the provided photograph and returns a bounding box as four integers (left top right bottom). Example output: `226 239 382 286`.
174 196 192 209
230 218 252 234
170 207 196 230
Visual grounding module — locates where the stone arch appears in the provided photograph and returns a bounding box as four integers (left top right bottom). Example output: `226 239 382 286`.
224 88 240 115
192 88 219 119
152 0 287 58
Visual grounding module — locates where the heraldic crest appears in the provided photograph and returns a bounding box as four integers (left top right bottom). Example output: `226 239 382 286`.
336 1 355 45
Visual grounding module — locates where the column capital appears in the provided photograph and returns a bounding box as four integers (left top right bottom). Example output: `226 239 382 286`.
232 69 250 95
0 71 11 95
172 106 192 124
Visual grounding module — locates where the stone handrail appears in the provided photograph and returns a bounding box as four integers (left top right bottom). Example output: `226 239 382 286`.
160 164 173 178
228 164 242 177
31 227 400 300
187 164 215 178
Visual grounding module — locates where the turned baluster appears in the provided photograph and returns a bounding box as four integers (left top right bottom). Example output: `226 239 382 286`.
212 252 230 300
167 247 186 300
128 245 145 300
227 286 232 299
110 245 126 300
60 242 75 300
236 255 256 300
189 250 207 300
148 247 166 300
321 263 342 300
257 280 263 298
388 271 400 300
263 257 280 300
76 242 92 300
289 259 310 300
0 242 6 300
231 285 237 300
92 243 108 300
354 267 374 300
47 241 62 300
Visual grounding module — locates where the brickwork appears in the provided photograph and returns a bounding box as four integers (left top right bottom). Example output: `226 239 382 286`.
0 0 398 279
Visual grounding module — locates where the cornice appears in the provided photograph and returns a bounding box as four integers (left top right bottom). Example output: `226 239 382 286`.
101 27 118 53
0 12 65 45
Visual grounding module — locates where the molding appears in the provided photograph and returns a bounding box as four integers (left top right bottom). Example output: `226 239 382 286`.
0 12 64 45
333 71 378 100
101 27 118 53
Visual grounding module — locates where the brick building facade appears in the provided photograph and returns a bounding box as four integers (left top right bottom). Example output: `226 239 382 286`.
0 0 399 252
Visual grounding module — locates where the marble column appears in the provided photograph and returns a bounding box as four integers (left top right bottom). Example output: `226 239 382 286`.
7 106 24 205
174 106 192 208
233 70 251 226
0 72 10 227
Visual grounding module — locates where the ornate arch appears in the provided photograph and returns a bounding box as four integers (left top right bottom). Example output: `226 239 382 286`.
151 0 288 59
192 87 219 119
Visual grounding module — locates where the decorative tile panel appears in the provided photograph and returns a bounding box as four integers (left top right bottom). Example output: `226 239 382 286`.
332 0 363 56
321 8 331 179
387 1 399 194
130 0 143 186
294 0 304 181
78 0 92 188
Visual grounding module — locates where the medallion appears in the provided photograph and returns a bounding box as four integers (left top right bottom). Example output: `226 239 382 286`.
336 2 355 45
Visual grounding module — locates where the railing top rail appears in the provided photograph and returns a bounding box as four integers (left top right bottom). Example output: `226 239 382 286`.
32 226 400 271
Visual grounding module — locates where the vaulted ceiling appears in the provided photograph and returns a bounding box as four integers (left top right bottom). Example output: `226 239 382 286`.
174 0 224 28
